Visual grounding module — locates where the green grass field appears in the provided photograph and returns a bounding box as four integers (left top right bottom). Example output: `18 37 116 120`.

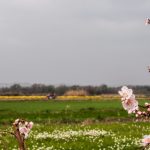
0 100 129 124
0 99 149 149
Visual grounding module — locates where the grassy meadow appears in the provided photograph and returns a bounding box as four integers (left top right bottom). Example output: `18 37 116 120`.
0 98 150 149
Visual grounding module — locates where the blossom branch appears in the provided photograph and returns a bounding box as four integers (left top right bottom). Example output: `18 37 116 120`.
12 119 33 150
119 86 150 147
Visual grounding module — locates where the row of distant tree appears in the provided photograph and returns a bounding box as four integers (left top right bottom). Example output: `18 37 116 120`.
0 84 150 96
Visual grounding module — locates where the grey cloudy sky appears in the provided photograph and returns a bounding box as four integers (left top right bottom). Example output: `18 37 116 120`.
0 0 150 86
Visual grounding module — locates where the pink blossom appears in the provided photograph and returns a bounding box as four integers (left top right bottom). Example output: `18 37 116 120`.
145 103 149 107
137 111 142 115
119 86 138 114
16 120 34 139
14 119 19 125
19 127 28 134
19 127 30 139
118 86 133 101
145 18 150 25
27 122 34 129
142 135 150 146
25 122 28 126
122 98 138 114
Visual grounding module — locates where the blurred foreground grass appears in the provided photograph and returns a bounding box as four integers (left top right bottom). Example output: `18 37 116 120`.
1 122 150 149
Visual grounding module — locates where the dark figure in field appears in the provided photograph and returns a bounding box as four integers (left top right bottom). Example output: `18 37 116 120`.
46 93 56 100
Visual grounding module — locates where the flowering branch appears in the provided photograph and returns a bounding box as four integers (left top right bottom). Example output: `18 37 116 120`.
13 119 33 150
0 119 33 150
118 86 150 119
118 86 150 148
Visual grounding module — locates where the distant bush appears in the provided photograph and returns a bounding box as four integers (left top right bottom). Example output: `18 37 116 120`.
64 89 88 96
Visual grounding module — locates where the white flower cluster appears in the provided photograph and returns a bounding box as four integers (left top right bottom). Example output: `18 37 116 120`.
13 119 33 139
118 86 138 114
34 129 111 141
27 126 142 150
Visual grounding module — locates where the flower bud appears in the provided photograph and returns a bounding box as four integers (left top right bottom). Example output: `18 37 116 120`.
137 111 142 115
145 103 150 107
135 114 139 117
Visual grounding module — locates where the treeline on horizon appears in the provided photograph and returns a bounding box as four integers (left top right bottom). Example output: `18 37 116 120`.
0 84 150 96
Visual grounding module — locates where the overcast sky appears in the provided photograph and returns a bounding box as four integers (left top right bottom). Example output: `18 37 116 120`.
0 0 150 86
